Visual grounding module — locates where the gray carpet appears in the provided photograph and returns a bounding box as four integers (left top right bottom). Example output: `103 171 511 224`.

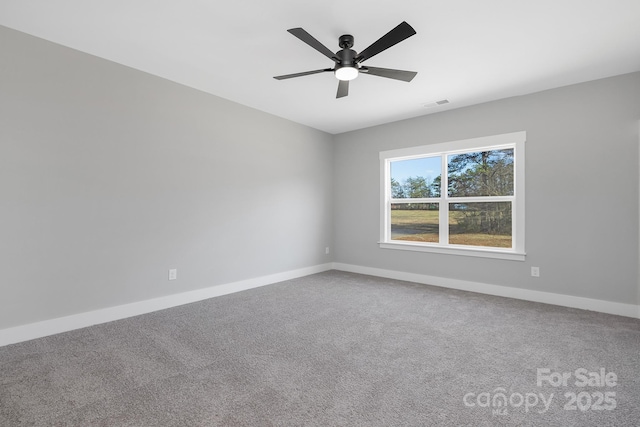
1 270 639 426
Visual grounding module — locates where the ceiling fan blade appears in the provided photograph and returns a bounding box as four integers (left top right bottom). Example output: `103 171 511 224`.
273 68 333 80
356 21 416 63
360 66 417 82
288 28 339 61
336 80 349 98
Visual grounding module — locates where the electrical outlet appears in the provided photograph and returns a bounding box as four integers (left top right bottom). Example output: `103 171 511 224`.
325 247 330 254
531 266 540 277
168 269 177 280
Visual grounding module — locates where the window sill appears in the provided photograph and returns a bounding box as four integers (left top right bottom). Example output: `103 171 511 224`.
379 241 526 261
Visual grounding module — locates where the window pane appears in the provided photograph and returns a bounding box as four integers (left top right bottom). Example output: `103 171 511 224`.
447 149 513 197
391 203 439 243
390 157 441 198
449 202 512 248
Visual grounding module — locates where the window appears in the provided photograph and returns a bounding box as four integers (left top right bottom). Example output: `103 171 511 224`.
380 131 525 261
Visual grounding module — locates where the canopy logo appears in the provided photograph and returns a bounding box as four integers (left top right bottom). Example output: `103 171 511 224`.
463 367 618 416
463 388 553 416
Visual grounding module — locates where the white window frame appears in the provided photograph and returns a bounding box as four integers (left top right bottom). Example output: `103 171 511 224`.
379 131 526 261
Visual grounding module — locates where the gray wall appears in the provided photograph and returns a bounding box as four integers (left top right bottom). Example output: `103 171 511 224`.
2 24 638 333
333 72 640 305
0 26 334 329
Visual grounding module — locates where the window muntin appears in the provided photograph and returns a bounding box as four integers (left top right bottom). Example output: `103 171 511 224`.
380 132 525 260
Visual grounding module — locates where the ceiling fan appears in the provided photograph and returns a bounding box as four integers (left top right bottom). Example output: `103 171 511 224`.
274 21 417 98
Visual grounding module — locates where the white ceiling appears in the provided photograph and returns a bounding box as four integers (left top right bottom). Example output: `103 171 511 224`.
1 0 639 134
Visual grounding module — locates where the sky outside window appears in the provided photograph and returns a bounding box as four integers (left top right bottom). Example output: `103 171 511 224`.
390 156 441 185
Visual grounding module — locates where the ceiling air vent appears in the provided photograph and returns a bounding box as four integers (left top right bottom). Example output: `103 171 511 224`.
423 99 450 108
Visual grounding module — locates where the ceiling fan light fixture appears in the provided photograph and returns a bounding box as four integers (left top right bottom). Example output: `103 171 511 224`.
335 66 358 81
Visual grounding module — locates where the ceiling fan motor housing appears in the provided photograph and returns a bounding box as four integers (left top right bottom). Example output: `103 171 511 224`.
337 35 357 67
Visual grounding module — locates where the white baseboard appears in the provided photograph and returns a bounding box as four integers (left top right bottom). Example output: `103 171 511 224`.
332 263 640 319
0 263 333 347
2 262 637 347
